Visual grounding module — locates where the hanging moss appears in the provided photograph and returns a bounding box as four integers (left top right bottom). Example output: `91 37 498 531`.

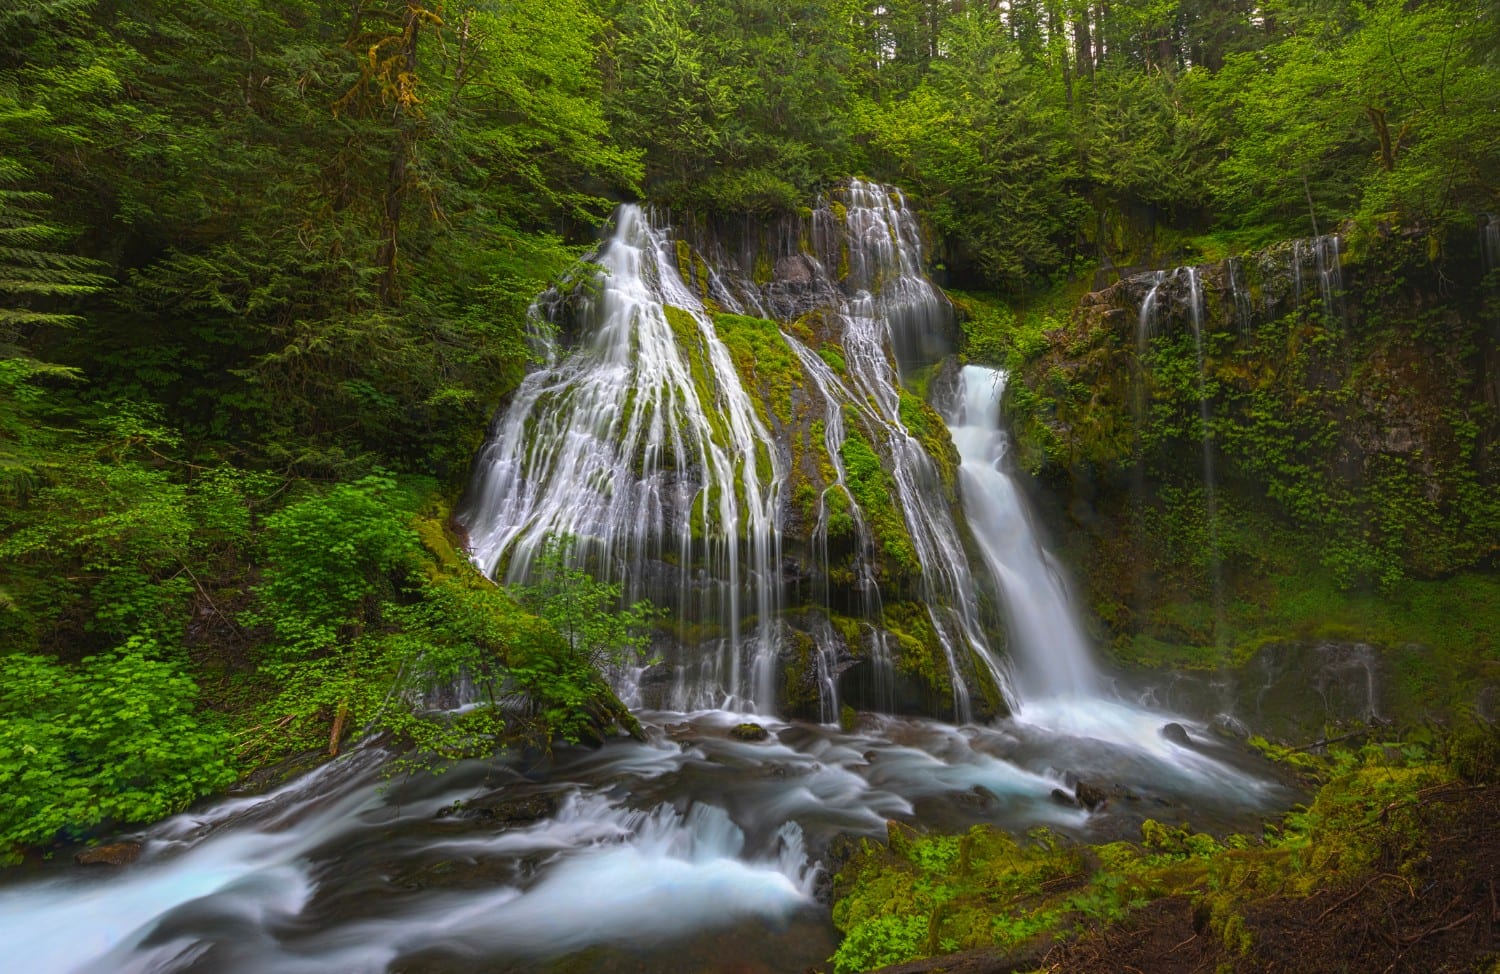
781 628 821 715
883 600 951 697
841 425 921 579
898 388 959 494
662 305 732 447
712 312 803 427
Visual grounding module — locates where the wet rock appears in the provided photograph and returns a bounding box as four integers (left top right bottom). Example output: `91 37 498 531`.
75 841 142 867
1050 788 1079 808
639 662 674 686
1074 781 1109 810
773 254 817 285
438 793 557 825
730 722 770 742
954 785 999 810
1160 722 1193 747
1210 713 1250 740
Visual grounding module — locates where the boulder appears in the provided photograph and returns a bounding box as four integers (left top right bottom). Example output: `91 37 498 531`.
437 793 557 825
1074 781 1109 810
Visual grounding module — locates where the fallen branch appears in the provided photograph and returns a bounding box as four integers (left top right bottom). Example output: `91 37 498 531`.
1311 872 1414 923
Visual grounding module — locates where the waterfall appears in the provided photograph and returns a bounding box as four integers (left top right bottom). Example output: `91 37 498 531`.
1482 214 1500 274
1227 257 1254 336
1137 270 1166 347
461 181 1012 720
1313 234 1344 322
1185 268 1225 635
459 205 786 713
950 367 1097 702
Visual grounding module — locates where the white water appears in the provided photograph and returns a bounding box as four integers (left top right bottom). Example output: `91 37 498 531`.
950 367 1095 701
0 182 1298 974
459 205 785 713
463 180 1011 719
0 704 1283 974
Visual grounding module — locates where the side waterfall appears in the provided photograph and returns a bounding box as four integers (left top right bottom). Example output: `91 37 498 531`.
950 367 1097 701
459 205 785 712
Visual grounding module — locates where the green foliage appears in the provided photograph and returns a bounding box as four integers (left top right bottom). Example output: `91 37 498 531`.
253 475 423 658
512 534 660 677
0 640 236 862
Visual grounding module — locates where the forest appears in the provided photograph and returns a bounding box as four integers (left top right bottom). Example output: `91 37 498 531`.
1 1 1497 971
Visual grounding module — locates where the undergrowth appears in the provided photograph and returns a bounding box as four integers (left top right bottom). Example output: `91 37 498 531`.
829 723 1500 972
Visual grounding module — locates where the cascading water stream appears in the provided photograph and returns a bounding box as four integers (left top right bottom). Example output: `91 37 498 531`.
1185 268 1225 637
1313 234 1344 322
1227 257 1254 336
949 367 1096 702
459 205 786 713
1137 270 1166 347
0 182 1300 974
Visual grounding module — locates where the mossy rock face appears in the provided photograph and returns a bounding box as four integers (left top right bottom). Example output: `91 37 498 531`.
840 425 922 582
1002 227 1498 653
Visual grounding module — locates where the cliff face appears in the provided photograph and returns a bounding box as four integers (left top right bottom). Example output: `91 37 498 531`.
1006 227 1500 665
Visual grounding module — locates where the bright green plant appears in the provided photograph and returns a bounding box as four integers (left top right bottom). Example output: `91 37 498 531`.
0 638 236 862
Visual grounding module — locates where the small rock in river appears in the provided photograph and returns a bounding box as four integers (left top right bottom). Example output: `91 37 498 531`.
1074 781 1109 810
1160 722 1193 747
729 722 770 741
75 841 142 867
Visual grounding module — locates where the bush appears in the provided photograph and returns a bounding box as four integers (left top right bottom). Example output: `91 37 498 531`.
0 639 236 861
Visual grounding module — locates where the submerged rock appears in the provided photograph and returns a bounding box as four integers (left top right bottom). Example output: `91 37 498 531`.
437 793 558 825
75 841 142 867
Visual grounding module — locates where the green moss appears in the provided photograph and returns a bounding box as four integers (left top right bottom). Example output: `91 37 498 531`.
782 628 821 714
841 425 921 579
713 312 802 427
662 305 733 449
898 388 959 493
752 248 774 286
883 600 951 697
827 611 865 654
832 735 1489 973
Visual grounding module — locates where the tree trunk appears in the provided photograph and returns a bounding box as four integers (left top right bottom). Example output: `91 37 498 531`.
1074 4 1093 79
375 2 420 306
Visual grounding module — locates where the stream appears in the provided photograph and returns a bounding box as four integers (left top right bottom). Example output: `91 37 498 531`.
0 703 1287 974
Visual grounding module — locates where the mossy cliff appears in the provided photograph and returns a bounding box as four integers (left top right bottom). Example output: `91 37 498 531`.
977 226 1498 722
619 189 994 720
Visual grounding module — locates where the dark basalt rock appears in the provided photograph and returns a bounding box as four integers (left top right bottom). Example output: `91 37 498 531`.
1160 722 1193 747
437 793 558 825
1074 780 1109 810
1051 787 1079 808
